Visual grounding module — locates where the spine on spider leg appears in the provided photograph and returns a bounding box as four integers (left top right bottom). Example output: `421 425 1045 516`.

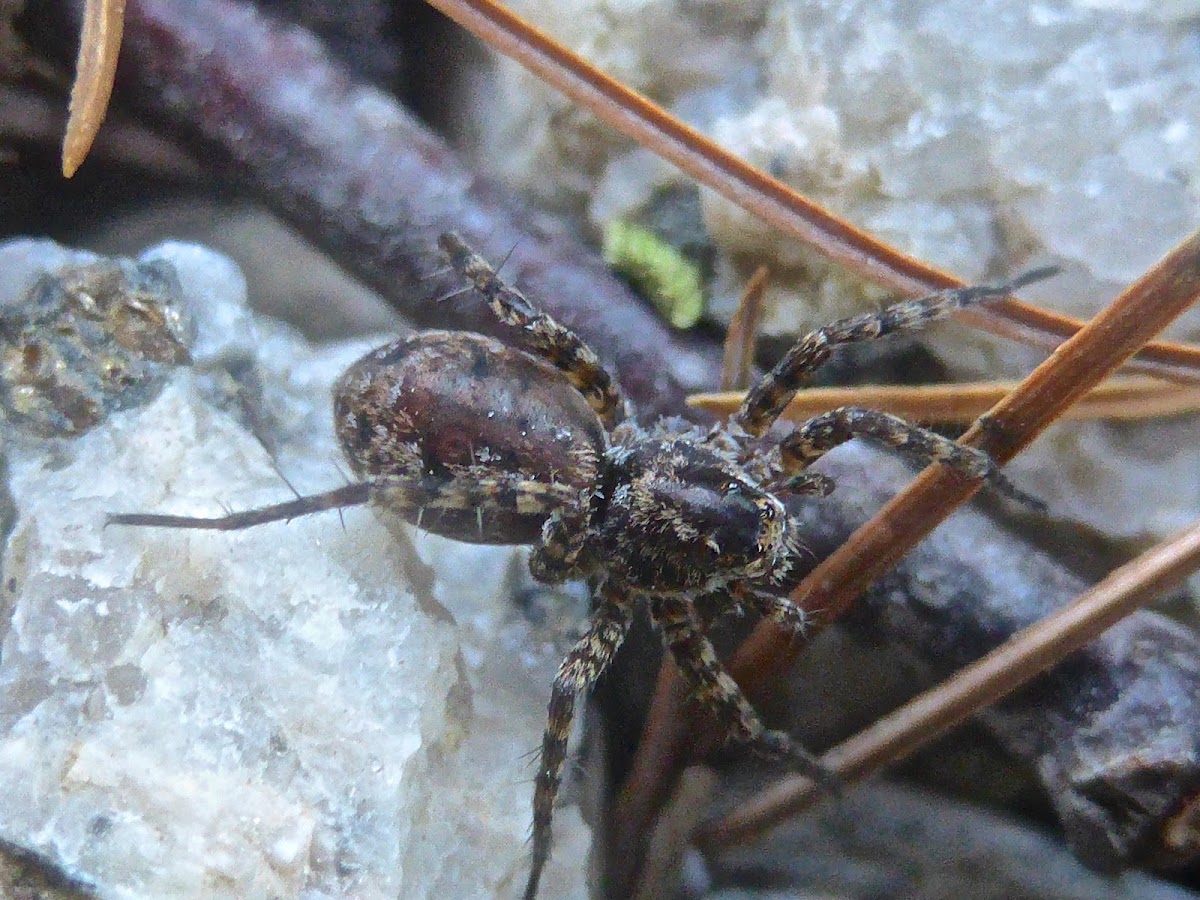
438 232 538 321
107 482 372 530
734 266 1059 437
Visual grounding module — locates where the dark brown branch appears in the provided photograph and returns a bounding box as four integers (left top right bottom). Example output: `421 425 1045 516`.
30 0 723 419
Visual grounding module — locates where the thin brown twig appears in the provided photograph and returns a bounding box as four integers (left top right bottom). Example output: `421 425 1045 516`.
422 0 1200 383
699 514 1200 850
616 228 1200 894
719 265 769 392
63 0 126 177
690 377 1200 424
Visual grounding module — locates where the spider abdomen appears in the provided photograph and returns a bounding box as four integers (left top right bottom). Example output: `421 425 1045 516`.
333 331 606 544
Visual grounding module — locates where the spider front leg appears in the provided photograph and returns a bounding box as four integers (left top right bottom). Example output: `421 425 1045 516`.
732 583 811 637
733 267 1058 438
651 593 830 783
774 406 1030 500
437 232 627 428
526 587 633 900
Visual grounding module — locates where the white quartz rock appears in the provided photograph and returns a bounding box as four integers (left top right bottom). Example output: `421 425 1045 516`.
0 241 589 899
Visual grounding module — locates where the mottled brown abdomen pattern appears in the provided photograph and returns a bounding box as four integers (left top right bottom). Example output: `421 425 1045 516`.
333 331 606 544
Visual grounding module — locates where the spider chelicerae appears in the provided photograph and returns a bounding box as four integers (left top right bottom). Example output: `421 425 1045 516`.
110 233 1053 898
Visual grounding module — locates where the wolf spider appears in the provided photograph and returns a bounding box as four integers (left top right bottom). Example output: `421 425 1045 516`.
110 233 1052 898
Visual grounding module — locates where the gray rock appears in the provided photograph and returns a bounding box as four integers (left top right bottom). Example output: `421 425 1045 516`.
706 780 1199 900
0 240 590 899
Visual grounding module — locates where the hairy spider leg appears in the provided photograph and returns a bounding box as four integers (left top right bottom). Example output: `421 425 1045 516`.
781 405 996 476
108 475 579 532
528 507 599 584
774 406 1037 505
732 583 811 637
733 266 1059 438
438 231 627 429
106 482 373 530
651 593 831 778
527 588 633 900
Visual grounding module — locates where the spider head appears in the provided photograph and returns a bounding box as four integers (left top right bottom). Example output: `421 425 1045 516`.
599 437 793 593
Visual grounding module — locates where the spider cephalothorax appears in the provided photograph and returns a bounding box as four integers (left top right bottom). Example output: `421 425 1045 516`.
110 233 1053 899
585 424 797 593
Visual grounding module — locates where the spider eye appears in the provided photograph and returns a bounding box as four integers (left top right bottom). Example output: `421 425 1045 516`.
761 503 777 522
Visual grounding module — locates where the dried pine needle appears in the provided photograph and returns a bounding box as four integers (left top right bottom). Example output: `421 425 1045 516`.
63 0 126 178
690 377 1200 424
719 266 769 392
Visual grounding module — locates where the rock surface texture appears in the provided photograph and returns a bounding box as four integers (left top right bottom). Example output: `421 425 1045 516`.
0 240 589 899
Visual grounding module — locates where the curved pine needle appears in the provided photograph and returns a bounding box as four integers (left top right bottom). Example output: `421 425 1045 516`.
698 515 1200 851
423 0 1200 382
63 0 126 177
690 377 1200 425
719 266 769 393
